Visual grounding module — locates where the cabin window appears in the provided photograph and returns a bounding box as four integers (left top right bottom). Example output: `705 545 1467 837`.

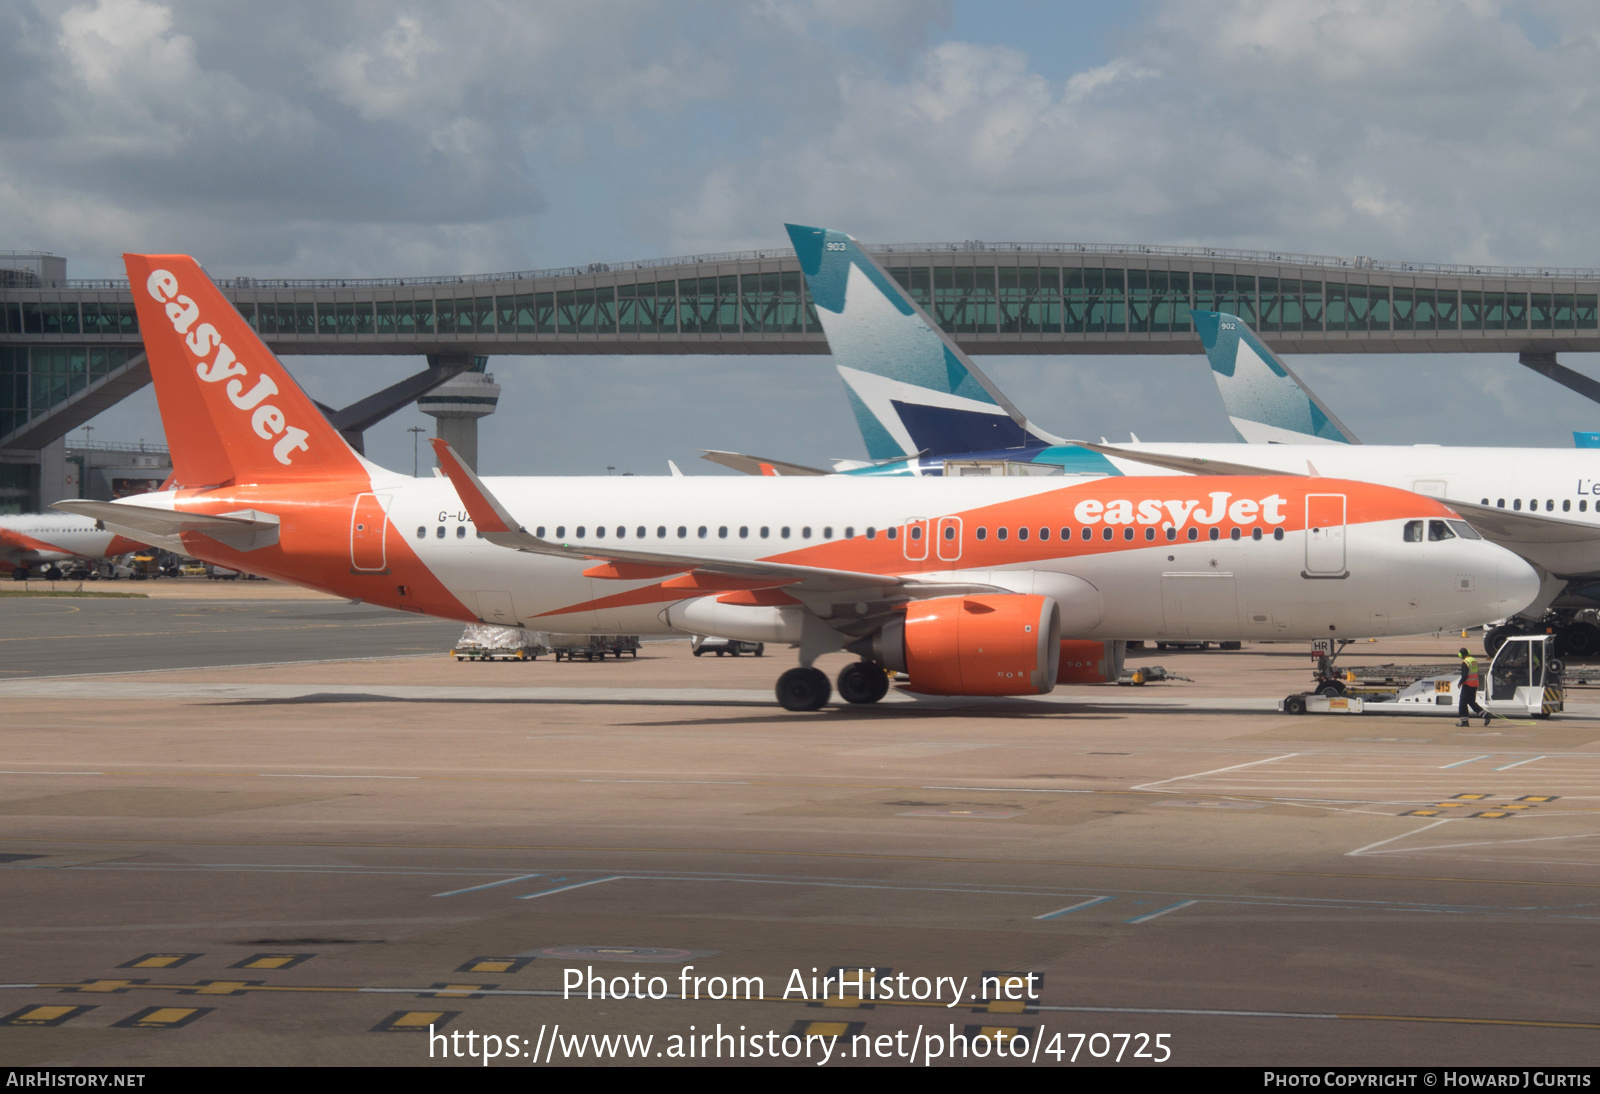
656 526 666 538
637 526 646 538
1039 528 1050 541
698 526 708 538
887 527 898 540
1145 527 1156 541
616 526 626 538
997 527 1008 541
1428 520 1456 541
739 526 749 538
845 527 854 538
416 526 426 539
1273 528 1284 541
1081 527 1092 541
717 526 727 538
823 527 833 539
976 527 987 541
677 526 687 538
1017 527 1029 541
1251 527 1262 541
1208 527 1219 541
1496 499 1505 508
1124 527 1135 541
595 526 605 538
1563 500 1571 512
782 527 791 538
943 525 955 540
576 526 586 539
761 526 770 538
1060 527 1071 540
1229 527 1240 541
1166 527 1176 541
802 527 812 539
436 526 446 539
1102 528 1113 541
865 527 876 540
1583 501 1590 512
1187 527 1199 541
456 526 466 539
1513 499 1522 510
556 526 566 538
1547 500 1555 512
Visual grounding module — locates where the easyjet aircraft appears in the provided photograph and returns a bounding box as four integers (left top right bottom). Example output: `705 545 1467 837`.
57 253 1538 711
0 514 146 579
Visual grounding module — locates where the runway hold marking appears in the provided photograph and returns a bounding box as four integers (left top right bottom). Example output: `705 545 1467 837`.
178 981 260 996
118 953 201 969
1519 795 1561 803
230 953 314 970
1452 793 1492 800
64 979 145 993
1036 896 1114 920
515 876 621 901
457 957 532 974
1442 756 1492 769
1 1004 94 1027
435 870 547 895
372 1010 458 1033
1125 900 1198 924
112 1006 210 1029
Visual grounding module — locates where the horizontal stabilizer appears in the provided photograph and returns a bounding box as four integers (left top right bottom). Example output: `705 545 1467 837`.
699 450 829 477
54 499 280 552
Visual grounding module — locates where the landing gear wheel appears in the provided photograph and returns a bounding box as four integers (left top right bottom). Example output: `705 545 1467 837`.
1562 622 1600 659
776 667 831 712
43 566 61 581
1316 682 1344 697
753 644 764 658
1484 626 1514 658
837 661 890 705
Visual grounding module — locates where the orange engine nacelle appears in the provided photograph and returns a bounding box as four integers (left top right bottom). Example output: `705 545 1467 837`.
1056 640 1125 684
871 594 1062 696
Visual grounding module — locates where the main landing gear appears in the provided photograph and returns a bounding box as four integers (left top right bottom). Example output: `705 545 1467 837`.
774 662 891 711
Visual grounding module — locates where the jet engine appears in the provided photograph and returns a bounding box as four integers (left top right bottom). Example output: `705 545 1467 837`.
1056 639 1125 684
857 594 1061 696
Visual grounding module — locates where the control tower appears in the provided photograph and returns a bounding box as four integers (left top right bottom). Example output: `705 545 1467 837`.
416 354 499 472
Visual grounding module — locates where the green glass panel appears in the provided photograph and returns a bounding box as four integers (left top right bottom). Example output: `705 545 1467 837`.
1434 290 1458 330
68 348 87 396
1505 293 1528 329
801 278 818 331
534 292 555 334
1300 284 1322 331
1530 293 1554 330
716 275 738 333
513 293 538 334
22 304 41 334
1461 291 1483 330
474 296 495 334
1369 289 1390 329
933 267 996 333
295 303 316 335
255 303 277 335
1126 270 1151 333
1554 293 1576 330
998 267 1059 333
436 297 459 333
89 348 109 381
375 301 396 335
355 301 374 335
496 295 518 333
335 302 357 335
887 266 932 310
557 290 584 332
236 301 257 332
60 303 79 335
1482 292 1506 330
1576 295 1597 329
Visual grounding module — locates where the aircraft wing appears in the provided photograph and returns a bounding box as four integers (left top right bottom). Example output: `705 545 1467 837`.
1066 441 1302 478
1438 500 1600 545
53 500 280 553
432 440 993 597
699 450 830 477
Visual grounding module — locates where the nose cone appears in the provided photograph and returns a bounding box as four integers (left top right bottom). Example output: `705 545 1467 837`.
1495 551 1541 618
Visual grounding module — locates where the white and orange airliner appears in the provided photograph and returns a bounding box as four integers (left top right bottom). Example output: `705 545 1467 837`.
58 253 1540 710
0 515 146 579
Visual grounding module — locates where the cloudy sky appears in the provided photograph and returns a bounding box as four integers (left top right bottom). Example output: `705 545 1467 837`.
5 0 1599 474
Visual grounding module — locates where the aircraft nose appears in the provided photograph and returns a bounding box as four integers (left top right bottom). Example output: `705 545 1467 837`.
1496 551 1540 617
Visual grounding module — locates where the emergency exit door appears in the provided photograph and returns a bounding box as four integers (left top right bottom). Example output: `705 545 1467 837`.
350 493 389 573
1304 493 1346 576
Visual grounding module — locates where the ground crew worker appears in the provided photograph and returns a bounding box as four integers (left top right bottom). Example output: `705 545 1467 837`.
1457 648 1484 726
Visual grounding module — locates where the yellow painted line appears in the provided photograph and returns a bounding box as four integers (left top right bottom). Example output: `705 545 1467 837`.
10 835 1600 890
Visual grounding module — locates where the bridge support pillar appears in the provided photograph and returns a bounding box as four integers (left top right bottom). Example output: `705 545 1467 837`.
417 355 499 473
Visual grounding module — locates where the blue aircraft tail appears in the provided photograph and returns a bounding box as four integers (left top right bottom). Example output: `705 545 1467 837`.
785 224 1063 460
1190 310 1360 444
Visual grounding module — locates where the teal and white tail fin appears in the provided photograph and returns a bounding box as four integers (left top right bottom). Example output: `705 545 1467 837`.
1191 310 1360 445
785 224 1063 460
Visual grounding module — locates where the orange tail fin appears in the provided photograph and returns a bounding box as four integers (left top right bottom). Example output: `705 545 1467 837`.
122 254 365 488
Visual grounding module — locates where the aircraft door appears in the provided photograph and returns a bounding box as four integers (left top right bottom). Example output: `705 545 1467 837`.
1304 494 1347 576
350 493 389 573
935 516 963 562
903 518 929 561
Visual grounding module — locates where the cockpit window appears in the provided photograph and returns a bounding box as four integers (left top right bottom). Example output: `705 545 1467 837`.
1446 519 1481 540
1403 520 1423 543
1428 520 1455 541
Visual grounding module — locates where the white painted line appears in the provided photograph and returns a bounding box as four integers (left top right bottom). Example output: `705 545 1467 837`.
1347 818 1453 857
1125 899 1198 924
1493 756 1546 771
256 773 418 780
1036 896 1113 920
1133 754 1298 792
924 786 1091 794
578 780 749 785
1441 755 1492 769
0 771 102 776
434 873 545 898
516 876 621 901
